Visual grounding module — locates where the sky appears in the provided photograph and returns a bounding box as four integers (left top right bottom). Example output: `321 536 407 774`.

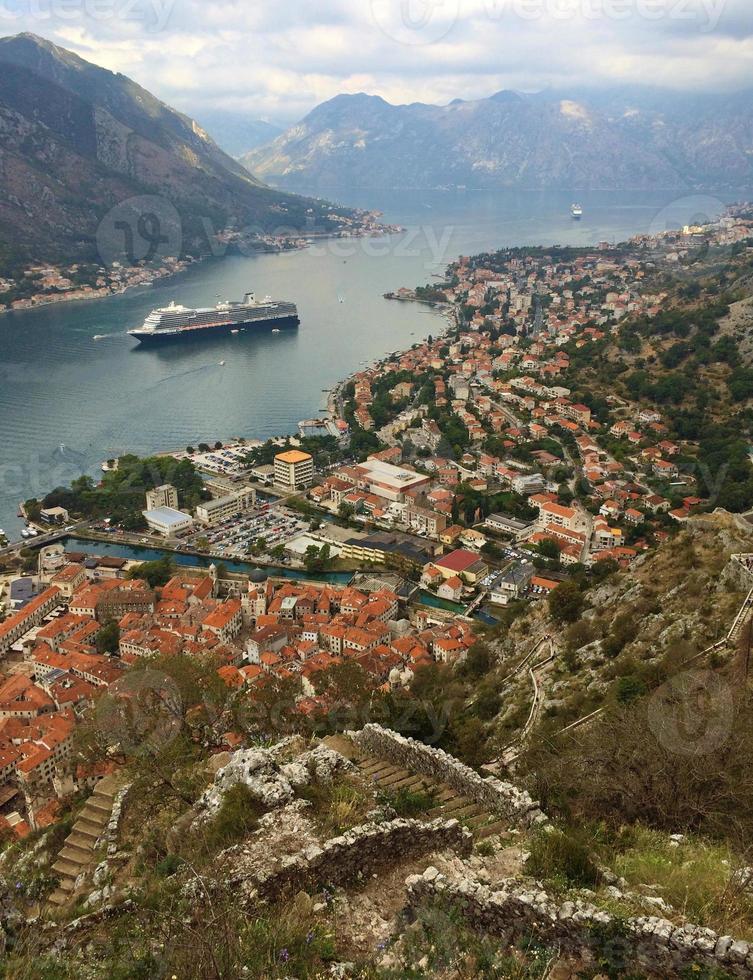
1 0 751 124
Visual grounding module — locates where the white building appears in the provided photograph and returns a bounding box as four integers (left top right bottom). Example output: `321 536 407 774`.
142 506 193 537
274 450 314 491
195 488 256 526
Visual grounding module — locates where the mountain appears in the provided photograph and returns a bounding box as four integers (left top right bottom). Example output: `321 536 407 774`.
0 34 349 272
242 88 753 192
192 110 282 157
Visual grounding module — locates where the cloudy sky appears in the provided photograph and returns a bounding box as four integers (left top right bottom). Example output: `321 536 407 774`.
1 0 751 124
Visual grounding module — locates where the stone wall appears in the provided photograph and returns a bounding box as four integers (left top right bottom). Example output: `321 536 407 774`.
246 817 472 902
406 868 753 978
348 724 547 828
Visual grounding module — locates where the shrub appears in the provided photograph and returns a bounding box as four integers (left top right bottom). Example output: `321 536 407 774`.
155 853 183 877
377 784 436 817
204 783 264 851
525 827 599 887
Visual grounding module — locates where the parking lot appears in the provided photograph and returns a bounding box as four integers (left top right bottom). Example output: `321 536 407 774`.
187 505 310 560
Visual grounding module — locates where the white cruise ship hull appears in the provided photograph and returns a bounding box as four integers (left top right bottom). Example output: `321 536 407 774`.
129 308 299 345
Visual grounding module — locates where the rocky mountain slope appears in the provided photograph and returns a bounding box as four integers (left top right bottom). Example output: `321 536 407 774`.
0 34 349 270
242 87 753 192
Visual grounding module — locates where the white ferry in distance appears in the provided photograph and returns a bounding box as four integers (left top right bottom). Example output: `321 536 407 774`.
128 291 299 345
571 203 583 219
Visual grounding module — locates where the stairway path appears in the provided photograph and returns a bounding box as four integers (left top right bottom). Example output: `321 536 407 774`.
323 735 508 840
47 774 121 909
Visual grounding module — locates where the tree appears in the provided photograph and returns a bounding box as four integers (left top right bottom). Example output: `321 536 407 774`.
548 580 584 624
303 543 332 574
127 556 175 588
96 619 120 654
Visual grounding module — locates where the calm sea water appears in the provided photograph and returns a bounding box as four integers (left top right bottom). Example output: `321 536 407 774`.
0 188 742 536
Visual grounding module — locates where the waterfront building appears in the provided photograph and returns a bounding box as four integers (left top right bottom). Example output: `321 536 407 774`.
142 506 193 537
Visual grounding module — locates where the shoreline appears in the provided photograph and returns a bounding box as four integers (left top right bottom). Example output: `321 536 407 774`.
0 223 402 320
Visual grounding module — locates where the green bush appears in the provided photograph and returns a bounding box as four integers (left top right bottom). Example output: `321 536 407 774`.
205 783 264 851
377 784 436 817
155 853 183 877
525 827 599 887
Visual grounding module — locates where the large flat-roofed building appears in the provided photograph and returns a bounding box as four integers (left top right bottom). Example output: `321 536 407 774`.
341 531 435 570
353 458 431 502
425 549 489 585
485 513 534 537
145 484 178 511
274 450 314 491
195 488 256 526
142 506 193 537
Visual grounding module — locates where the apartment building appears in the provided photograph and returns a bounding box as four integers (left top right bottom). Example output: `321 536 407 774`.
274 450 314 490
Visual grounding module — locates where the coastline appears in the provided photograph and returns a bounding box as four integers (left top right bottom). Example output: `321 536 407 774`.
0 223 402 319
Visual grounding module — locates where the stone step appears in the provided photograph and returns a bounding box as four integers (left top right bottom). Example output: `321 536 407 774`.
58 845 91 865
361 762 399 779
384 774 433 792
475 820 509 840
359 758 388 774
373 768 414 788
52 858 82 879
47 889 69 907
85 799 112 817
446 803 485 822
75 816 106 835
427 796 472 817
434 788 457 803
66 828 98 848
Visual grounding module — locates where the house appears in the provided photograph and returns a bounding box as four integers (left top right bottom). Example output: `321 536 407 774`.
489 563 534 605
437 576 463 602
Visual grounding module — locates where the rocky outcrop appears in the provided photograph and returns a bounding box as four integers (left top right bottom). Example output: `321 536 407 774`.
347 725 546 828
406 868 753 978
197 743 354 819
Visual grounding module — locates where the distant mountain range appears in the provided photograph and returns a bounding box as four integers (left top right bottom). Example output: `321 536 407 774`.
192 110 282 157
0 34 349 273
242 88 753 192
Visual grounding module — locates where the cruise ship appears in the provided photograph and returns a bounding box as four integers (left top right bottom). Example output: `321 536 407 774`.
571 203 583 220
128 292 299 345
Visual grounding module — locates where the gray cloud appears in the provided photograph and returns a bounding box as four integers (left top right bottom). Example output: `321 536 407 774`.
0 0 751 126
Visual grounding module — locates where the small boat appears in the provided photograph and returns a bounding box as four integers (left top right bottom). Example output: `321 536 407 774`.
219 361 226 366
92 334 106 341
338 296 345 304
271 328 280 334
571 203 583 219
231 329 240 334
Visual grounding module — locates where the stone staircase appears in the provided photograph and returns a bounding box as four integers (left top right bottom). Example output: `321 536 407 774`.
324 735 508 840
47 774 121 909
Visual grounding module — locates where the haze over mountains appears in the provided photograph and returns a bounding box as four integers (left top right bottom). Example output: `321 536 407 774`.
0 34 347 271
242 88 753 193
